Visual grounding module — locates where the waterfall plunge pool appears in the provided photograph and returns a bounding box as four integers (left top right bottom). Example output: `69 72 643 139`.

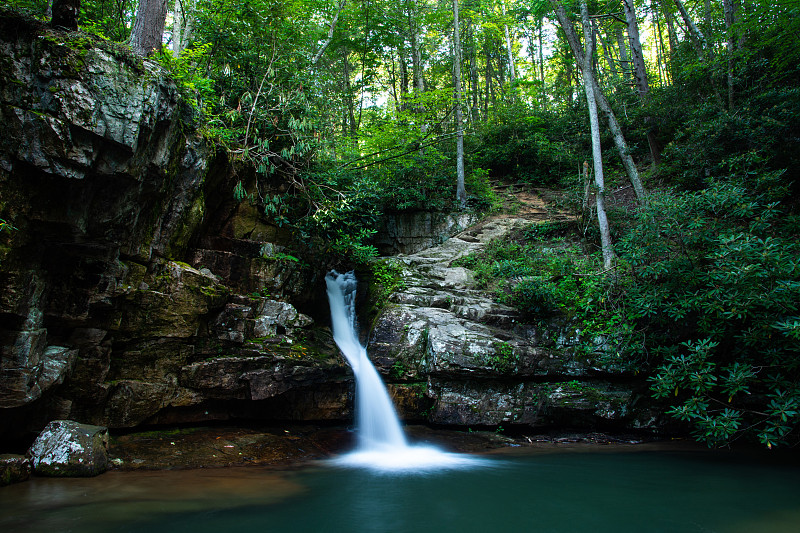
2 445 799 533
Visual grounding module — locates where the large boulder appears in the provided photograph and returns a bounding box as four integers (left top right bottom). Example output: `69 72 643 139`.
27 419 108 476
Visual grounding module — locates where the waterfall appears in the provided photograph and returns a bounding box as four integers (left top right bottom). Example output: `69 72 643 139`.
325 270 485 472
325 270 407 449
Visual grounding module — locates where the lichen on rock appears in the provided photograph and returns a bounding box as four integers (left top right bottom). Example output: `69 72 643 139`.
27 419 108 476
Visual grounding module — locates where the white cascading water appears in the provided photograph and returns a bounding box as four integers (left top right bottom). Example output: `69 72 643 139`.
325 270 407 449
325 270 485 472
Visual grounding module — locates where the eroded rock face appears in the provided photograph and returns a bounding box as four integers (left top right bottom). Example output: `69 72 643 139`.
0 13 217 412
27 419 108 476
0 12 336 440
369 217 661 433
373 211 481 255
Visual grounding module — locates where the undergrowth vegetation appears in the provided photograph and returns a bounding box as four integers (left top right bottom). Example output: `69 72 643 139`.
457 171 800 448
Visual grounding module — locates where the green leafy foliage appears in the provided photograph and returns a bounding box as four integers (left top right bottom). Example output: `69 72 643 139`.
368 260 406 309
473 102 579 185
154 43 216 110
618 179 800 447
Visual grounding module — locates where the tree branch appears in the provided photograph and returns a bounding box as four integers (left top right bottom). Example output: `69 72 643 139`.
311 0 347 66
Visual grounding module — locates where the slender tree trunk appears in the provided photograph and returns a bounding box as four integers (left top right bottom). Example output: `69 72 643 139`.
663 1 678 53
501 0 515 83
454 0 466 207
660 0 678 80
172 0 182 57
399 47 409 108
389 52 400 110
722 0 736 109
180 0 195 51
410 9 424 95
594 20 619 83
565 58 573 106
623 0 661 165
129 0 168 57
468 19 479 122
484 48 492 115
673 0 708 55
342 49 357 137
357 2 371 131
654 5 669 85
616 26 631 85
172 0 195 58
623 0 648 98
673 0 725 107
538 20 546 107
552 0 647 200
579 1 614 269
408 2 427 134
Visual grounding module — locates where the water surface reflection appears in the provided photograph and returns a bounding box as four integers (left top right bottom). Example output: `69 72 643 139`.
2 447 799 533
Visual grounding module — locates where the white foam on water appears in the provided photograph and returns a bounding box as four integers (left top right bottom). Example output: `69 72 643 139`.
331 444 489 474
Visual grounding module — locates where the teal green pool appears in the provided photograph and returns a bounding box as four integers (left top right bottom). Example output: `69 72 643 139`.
2 447 799 532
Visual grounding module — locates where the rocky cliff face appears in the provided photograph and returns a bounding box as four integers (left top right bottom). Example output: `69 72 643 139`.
0 12 343 442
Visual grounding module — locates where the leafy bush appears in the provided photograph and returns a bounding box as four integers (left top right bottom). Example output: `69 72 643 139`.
510 278 560 317
473 102 577 185
616 177 800 447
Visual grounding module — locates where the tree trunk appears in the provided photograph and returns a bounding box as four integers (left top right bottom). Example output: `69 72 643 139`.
673 0 724 107
410 9 424 95
180 0 195 52
454 0 466 208
552 0 647 201
615 26 631 85
501 0 515 84
468 19 479 122
342 49 357 137
623 0 661 165
51 0 79 30
722 0 736 109
399 47 409 108
484 49 492 115
673 0 708 55
579 1 614 269
408 2 427 134
654 6 669 85
130 0 168 57
594 20 618 83
172 0 181 57
312 0 347 66
564 58 573 106
623 0 648 98
538 20 546 107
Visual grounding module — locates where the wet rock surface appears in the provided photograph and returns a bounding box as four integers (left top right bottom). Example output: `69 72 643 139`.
27 419 109 476
0 454 31 486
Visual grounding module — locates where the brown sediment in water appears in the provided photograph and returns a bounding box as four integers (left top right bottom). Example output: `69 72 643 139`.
0 467 307 533
109 425 356 470
108 424 672 471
